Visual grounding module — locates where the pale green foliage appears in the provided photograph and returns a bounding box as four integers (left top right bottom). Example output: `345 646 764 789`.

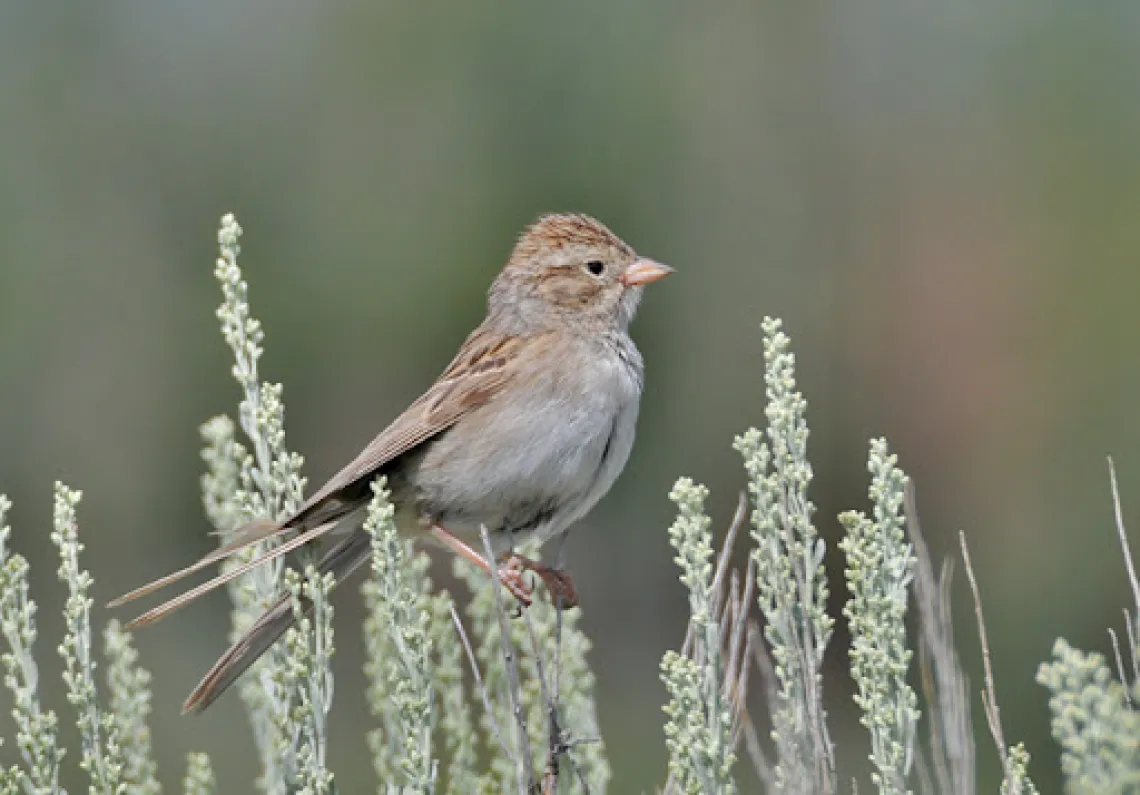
425 590 481 795
209 213 319 795
182 753 215 795
200 415 245 536
453 547 608 795
518 563 608 793
1037 639 1140 793
53 483 125 794
1000 744 1039 795
199 415 282 773
524 589 609 793
360 505 497 794
660 478 736 795
0 494 63 794
279 567 336 795
839 439 919 795
734 316 834 793
661 650 712 795
1033 458 1140 794
362 481 437 791
454 555 529 792
0 483 211 795
667 480 716 629
214 214 306 524
103 619 161 795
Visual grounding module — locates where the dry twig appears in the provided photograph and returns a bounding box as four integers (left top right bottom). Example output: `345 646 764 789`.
959 531 1006 770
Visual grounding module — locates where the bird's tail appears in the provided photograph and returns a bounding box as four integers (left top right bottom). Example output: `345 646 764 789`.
108 518 288 611
113 520 336 630
181 529 372 714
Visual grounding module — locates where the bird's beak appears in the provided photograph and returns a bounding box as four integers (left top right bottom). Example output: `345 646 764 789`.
622 258 674 287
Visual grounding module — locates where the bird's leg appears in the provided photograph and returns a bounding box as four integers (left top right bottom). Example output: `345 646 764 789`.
428 525 534 606
503 554 579 609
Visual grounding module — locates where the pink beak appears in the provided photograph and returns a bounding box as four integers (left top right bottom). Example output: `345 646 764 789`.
621 258 674 287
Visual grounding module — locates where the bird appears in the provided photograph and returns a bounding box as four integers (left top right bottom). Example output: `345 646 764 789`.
110 212 673 713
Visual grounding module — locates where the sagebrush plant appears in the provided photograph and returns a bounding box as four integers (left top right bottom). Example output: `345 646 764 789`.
732 318 836 794
0 214 1135 792
361 479 436 789
839 440 919 795
209 214 318 793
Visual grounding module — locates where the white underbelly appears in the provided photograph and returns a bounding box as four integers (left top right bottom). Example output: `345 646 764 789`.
412 358 640 546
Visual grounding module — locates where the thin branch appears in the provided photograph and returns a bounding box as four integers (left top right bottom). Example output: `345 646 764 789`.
1107 457 1140 620
741 712 775 792
750 622 779 722
519 602 568 795
719 573 741 686
448 601 513 763
725 568 752 712
959 531 1007 769
682 492 748 659
479 526 535 795
1108 628 1131 709
730 630 754 740
906 482 973 795
1125 608 1139 685
663 493 753 795
913 749 935 795
520 607 553 728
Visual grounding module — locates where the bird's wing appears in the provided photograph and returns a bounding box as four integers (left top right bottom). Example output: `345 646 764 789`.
109 324 539 612
293 326 534 515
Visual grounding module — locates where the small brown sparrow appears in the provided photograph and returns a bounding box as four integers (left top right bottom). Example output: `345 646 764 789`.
111 213 672 713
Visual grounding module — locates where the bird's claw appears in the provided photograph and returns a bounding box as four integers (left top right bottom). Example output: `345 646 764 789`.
502 555 579 609
496 563 535 609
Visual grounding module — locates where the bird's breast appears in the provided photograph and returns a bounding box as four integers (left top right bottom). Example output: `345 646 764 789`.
406 336 642 544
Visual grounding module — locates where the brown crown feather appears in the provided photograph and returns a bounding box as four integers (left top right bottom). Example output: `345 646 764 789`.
508 213 635 267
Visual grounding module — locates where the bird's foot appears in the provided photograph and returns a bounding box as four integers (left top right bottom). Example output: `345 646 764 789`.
496 562 535 607
503 555 579 609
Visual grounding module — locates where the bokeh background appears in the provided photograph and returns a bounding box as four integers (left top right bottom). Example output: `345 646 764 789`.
2 2 1138 791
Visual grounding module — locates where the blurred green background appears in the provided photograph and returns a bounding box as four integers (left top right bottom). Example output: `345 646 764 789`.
2 2 1138 791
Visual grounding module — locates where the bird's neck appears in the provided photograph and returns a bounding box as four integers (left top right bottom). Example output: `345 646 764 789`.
485 300 627 340
486 279 639 337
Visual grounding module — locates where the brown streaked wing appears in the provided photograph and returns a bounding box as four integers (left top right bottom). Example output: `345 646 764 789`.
289 327 537 517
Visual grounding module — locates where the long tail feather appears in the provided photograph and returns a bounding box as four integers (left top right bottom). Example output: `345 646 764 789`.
108 519 286 608
124 521 335 630
182 530 372 714
182 593 293 714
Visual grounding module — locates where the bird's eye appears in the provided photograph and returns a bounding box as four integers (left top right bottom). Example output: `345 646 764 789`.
586 261 605 276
